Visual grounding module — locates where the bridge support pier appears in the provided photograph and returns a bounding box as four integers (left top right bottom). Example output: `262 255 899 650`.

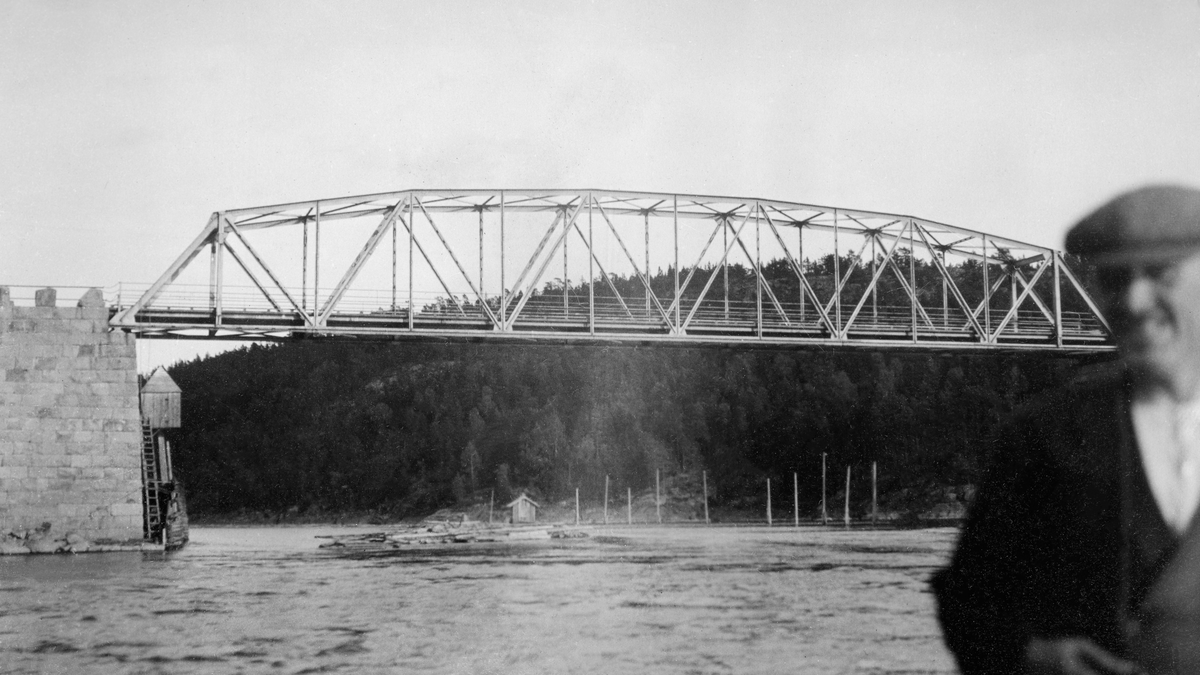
0 287 146 548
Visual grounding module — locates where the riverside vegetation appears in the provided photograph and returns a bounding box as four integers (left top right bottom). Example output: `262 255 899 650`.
164 257 1104 523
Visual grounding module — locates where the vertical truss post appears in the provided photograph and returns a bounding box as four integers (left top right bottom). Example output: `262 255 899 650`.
871 234 878 323
1054 253 1063 348
941 250 948 328
982 236 991 343
500 191 506 328
723 218 729 322
392 206 398 310
799 225 806 322
673 195 680 333
314 202 321 323
1011 271 1019 333
214 212 225 327
834 209 842 337
588 194 595 334
407 195 414 331
645 210 651 320
479 207 484 300
756 204 762 338
302 217 308 313
909 220 917 343
564 211 569 318
208 231 217 311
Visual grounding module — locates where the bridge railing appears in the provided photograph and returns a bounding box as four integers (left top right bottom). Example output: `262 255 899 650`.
110 281 1108 347
2 284 125 307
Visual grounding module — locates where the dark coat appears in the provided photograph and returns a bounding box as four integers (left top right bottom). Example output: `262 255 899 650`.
933 370 1141 674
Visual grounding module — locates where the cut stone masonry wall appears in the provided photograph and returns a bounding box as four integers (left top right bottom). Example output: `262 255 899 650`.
0 287 143 542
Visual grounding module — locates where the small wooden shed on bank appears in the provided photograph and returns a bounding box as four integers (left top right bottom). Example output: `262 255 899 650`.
506 493 539 524
140 367 181 429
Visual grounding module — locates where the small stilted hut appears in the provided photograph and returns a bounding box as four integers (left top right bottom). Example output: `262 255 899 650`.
139 368 188 550
506 493 539 524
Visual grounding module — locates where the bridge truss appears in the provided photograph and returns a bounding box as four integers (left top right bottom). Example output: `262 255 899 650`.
111 189 1113 352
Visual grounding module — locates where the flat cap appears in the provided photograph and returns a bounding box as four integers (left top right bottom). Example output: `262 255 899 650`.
1065 185 1200 266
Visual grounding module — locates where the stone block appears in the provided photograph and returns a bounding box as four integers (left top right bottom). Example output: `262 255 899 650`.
0 466 27 479
70 431 95 444
0 286 10 310
70 370 97 383
76 289 104 308
34 288 56 307
109 502 142 517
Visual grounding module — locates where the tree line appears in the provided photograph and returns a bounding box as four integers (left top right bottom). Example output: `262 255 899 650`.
166 255 1102 520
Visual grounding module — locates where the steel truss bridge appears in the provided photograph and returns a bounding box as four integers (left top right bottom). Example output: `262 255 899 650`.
111 189 1114 353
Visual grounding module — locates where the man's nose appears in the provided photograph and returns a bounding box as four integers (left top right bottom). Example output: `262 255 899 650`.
1122 274 1158 314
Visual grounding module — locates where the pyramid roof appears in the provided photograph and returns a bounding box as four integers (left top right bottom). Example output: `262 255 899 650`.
505 493 539 508
141 367 182 394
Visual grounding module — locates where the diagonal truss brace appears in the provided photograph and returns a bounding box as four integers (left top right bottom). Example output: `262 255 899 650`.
112 214 219 326
593 200 677 330
683 210 754 330
761 210 837 335
912 224 986 338
991 262 1052 339
505 202 585 330
395 211 469 320
414 198 500 326
318 198 410 326
841 221 914 337
223 216 310 324
726 204 791 327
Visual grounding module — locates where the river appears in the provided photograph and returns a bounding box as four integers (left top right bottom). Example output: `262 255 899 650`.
0 525 959 674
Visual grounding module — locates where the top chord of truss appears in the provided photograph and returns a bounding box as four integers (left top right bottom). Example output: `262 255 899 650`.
110 189 1114 353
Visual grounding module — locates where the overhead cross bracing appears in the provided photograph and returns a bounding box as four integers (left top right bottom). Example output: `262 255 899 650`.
110 189 1114 353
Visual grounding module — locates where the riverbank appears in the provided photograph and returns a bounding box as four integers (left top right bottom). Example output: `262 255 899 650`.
190 502 965 529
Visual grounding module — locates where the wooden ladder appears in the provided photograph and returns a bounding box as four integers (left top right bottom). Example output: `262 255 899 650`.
141 419 163 542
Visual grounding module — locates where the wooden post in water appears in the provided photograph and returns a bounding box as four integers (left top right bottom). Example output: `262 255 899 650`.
793 472 799 527
844 466 851 529
872 461 878 525
703 470 710 524
766 478 772 526
627 487 632 525
604 475 610 525
575 488 580 525
656 469 662 524
489 489 494 524
821 453 828 525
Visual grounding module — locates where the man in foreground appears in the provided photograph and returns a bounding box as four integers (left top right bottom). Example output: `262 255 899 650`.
934 185 1200 675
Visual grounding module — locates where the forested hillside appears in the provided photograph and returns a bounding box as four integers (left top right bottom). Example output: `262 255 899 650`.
166 254 1104 521
167 340 1090 520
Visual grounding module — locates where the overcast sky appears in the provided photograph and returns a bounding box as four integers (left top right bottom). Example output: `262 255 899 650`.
3 0 1199 370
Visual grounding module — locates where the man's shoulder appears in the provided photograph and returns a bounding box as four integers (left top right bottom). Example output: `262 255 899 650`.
1019 360 1127 419
1001 361 1129 457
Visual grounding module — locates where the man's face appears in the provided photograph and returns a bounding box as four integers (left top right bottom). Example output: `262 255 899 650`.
1095 250 1200 396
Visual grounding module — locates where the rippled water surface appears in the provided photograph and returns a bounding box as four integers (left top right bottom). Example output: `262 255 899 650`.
0 525 958 674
